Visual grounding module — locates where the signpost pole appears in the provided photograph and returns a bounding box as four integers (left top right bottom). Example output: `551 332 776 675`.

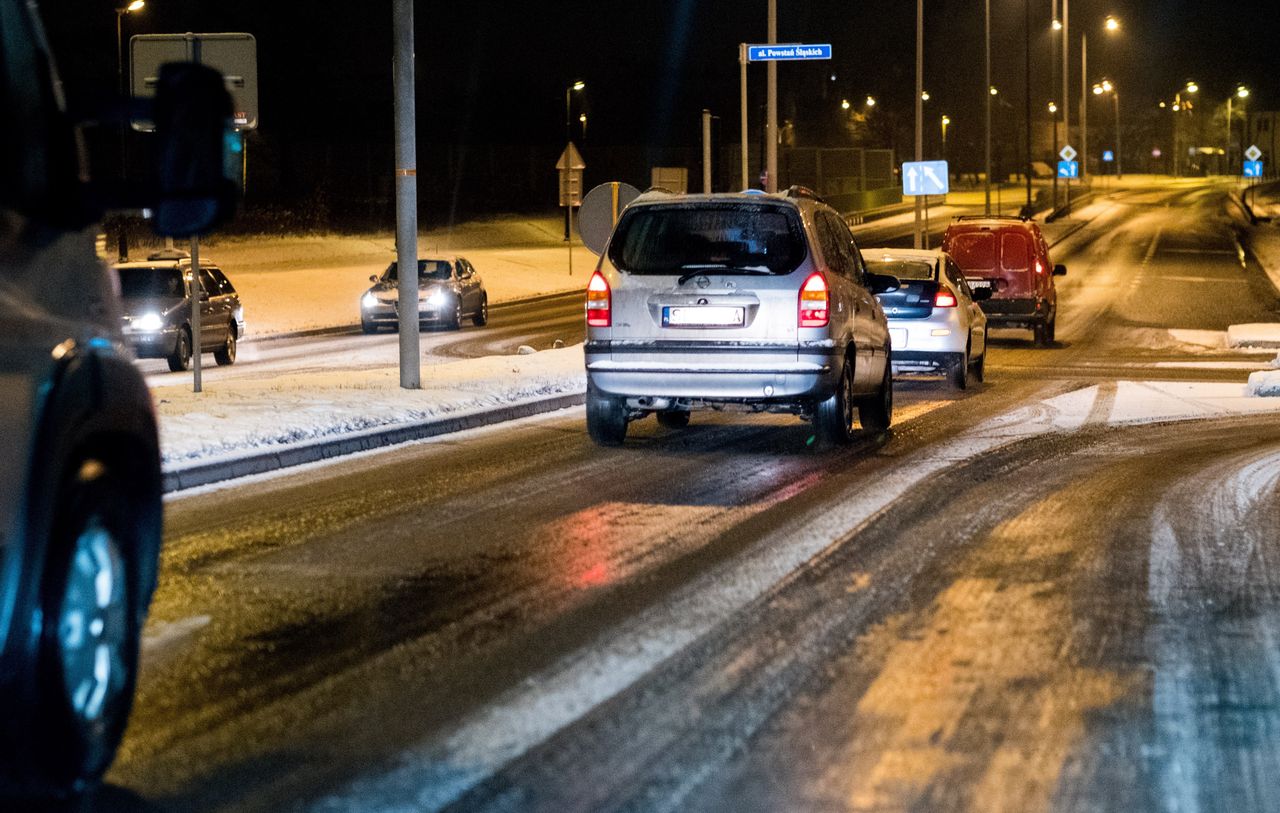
739 44 749 189
190 237 202 393
913 0 923 249
703 109 713 192
393 0 420 389
766 0 777 193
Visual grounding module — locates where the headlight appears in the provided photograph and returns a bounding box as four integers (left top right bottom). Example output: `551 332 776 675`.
134 312 164 332
425 287 449 305
361 292 378 308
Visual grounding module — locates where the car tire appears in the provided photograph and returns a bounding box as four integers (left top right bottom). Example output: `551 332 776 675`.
586 383 628 446
858 352 894 432
361 318 378 335
1045 317 1056 344
213 324 237 366
32 458 146 797
472 296 489 327
949 347 970 390
656 410 690 429
814 357 856 445
167 327 192 373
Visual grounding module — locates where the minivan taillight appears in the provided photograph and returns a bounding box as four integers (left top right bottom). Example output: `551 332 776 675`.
586 270 611 327
933 289 958 308
799 273 829 328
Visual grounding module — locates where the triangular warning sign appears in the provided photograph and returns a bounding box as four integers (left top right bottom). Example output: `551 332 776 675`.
556 142 586 170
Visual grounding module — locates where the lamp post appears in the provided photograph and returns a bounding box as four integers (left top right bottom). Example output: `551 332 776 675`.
984 0 992 213
114 0 145 262
1080 15 1120 179
1049 101 1059 197
1227 85 1249 169
563 80 584 240
941 114 950 157
1093 80 1121 178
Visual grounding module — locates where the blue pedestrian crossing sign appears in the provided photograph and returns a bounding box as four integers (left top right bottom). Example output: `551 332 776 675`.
1057 160 1079 179
902 160 949 196
1102 150 1115 163
1244 160 1264 178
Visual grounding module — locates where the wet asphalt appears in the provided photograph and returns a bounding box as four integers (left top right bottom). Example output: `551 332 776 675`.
96 181 1280 812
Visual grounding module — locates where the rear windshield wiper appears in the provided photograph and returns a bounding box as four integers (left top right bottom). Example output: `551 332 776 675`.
677 264 774 285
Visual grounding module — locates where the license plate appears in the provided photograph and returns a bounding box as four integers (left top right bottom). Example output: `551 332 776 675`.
889 328 908 349
663 306 745 327
967 278 992 290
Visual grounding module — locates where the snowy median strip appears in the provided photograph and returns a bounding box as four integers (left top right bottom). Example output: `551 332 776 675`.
156 347 587 491
1227 323 1280 349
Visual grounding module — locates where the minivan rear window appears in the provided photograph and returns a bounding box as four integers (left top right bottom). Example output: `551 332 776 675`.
947 232 996 272
866 260 934 281
607 204 806 275
1000 232 1031 272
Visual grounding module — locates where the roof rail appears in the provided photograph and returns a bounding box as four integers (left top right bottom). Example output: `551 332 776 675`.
951 214 1030 223
783 185 827 204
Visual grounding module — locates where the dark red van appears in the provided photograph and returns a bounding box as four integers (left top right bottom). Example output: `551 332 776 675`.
941 216 1066 345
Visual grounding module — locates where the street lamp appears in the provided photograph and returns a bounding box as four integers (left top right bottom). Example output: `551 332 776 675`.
1079 14 1121 180
841 98 851 111
1092 79 1122 177
1227 84 1249 168
563 80 584 240
114 0 145 262
865 95 877 108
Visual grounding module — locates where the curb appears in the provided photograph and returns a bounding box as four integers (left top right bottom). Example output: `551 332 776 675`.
162 391 586 493
243 289 586 346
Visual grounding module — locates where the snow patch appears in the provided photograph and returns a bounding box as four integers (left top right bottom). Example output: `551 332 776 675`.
1247 370 1280 397
1227 323 1280 349
1167 329 1228 351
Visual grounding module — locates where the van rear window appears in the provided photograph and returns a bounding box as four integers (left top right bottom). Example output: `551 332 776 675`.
1001 233 1031 272
947 232 996 272
607 204 806 275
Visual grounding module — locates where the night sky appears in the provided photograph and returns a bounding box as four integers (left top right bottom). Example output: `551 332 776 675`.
44 1 1276 146
37 1 1280 222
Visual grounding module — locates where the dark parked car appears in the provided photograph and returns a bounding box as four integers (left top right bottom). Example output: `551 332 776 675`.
1 0 235 800
114 253 245 372
941 215 1066 346
360 256 488 332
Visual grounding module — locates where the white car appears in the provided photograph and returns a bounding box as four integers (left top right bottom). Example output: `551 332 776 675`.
865 248 990 389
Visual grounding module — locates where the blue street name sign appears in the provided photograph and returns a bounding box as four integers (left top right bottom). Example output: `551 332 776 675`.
746 43 832 61
1057 160 1079 179
1102 150 1115 163
1244 160 1264 178
902 160 949 196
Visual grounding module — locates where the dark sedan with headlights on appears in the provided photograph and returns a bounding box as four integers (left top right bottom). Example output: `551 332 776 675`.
360 257 488 333
114 254 245 372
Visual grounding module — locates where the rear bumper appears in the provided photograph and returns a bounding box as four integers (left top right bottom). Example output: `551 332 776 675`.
893 350 964 372
979 297 1051 327
584 340 839 401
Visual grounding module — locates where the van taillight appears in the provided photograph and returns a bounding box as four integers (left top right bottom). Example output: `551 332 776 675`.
1035 259 1045 274
586 270 611 327
934 289 958 308
798 273 829 328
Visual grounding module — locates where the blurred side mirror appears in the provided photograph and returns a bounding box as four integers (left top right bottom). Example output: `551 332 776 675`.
866 272 900 295
151 63 238 237
199 290 211 302
369 275 379 283
1052 264 1067 277
971 286 994 302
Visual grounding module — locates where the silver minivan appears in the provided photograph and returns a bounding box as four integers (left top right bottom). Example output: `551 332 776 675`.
583 188 899 446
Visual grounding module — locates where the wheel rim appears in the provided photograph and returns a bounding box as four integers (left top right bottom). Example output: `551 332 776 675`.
841 363 855 433
58 518 128 723
226 330 236 362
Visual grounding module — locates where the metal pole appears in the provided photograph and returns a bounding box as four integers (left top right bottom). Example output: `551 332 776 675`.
766 0 777 193
393 0 420 389
739 44 749 189
1115 91 1122 178
1062 0 1070 158
564 87 572 240
984 0 992 213
1227 95 1233 169
703 109 713 192
1051 0 1058 210
190 237 202 393
916 0 926 249
115 10 130 262
1023 0 1032 213
1080 33 1088 180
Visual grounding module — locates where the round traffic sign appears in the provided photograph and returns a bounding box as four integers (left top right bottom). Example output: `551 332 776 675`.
578 182 641 256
